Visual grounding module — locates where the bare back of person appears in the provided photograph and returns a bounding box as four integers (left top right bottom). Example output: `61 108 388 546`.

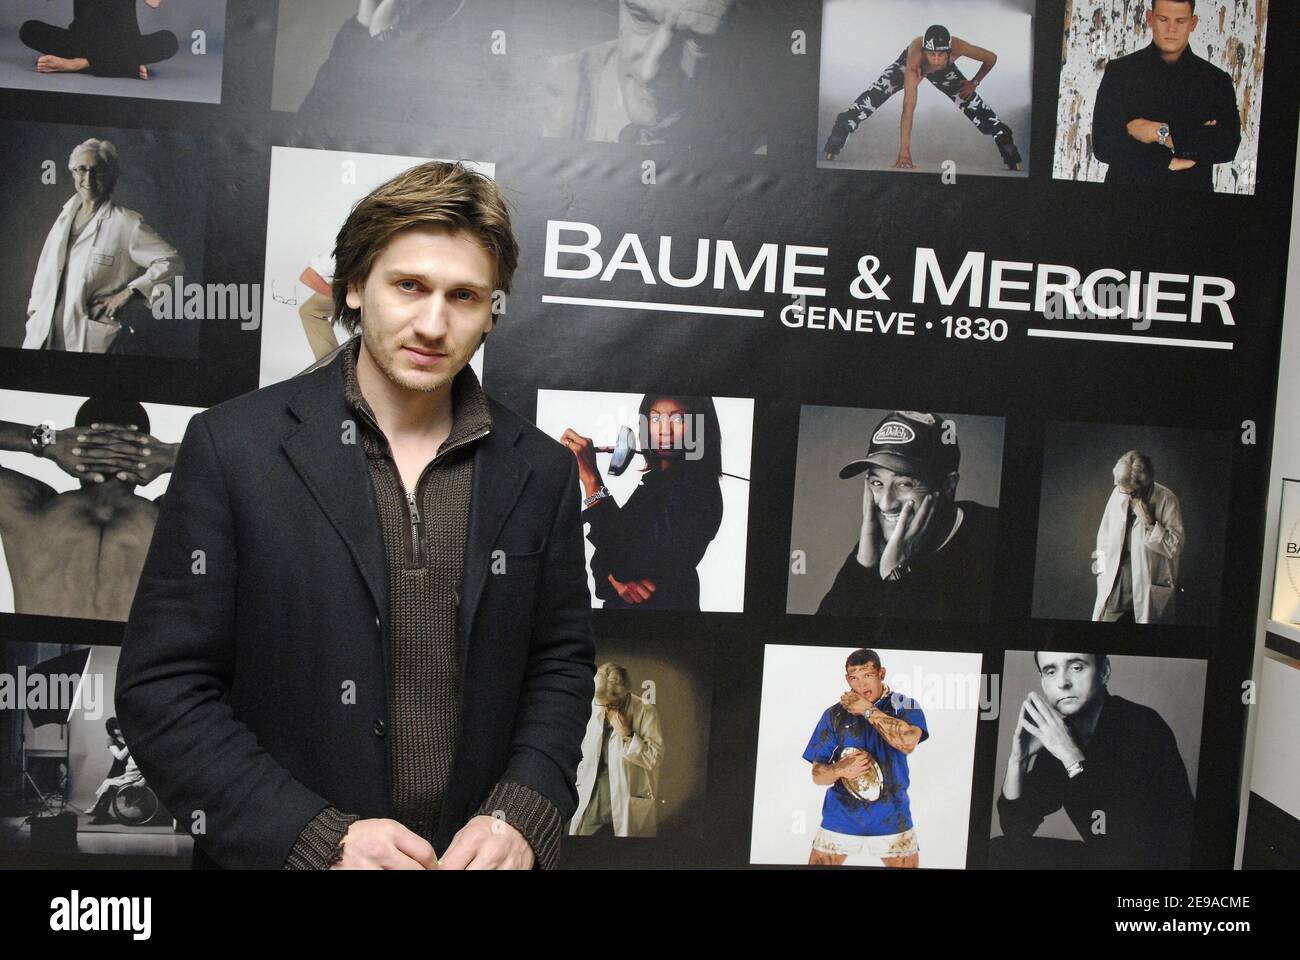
2 483 158 620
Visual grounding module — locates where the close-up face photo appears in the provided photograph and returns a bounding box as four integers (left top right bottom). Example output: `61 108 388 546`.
846 661 886 702
1148 0 1197 54
349 225 495 393
616 0 731 126
1036 652 1104 717
645 396 690 455
866 465 946 536
71 150 112 202
924 49 950 71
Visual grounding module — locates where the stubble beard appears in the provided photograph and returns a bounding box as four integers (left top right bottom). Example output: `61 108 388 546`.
361 321 459 396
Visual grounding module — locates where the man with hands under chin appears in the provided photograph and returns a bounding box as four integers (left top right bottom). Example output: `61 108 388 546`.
817 411 998 622
992 651 1194 868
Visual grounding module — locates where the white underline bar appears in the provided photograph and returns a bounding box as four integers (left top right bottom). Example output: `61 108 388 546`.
542 295 765 318
1026 328 1234 350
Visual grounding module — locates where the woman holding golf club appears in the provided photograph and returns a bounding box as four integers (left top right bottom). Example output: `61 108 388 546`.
560 393 724 611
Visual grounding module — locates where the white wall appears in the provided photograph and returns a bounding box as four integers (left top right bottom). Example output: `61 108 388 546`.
1239 135 1300 864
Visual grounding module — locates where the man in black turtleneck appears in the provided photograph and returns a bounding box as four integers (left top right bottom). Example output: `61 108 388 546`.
1091 0 1241 192
992 652 1195 868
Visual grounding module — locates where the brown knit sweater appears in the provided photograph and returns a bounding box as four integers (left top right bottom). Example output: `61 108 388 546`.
283 335 562 870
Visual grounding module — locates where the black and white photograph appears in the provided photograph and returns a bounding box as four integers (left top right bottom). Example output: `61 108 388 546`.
1030 420 1230 627
749 641 981 869
563 633 711 858
536 388 752 613
787 407 1005 623
537 0 772 152
0 387 199 621
1053 0 1268 194
988 647 1205 868
0 121 206 358
271 0 773 153
817 0 1033 177
0 642 191 859
271 0 546 131
0 0 227 104
259 146 493 388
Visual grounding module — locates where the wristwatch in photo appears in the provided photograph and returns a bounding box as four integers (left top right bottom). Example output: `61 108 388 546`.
1157 124 1171 148
582 485 611 508
1066 760 1085 778
30 422 55 457
887 560 913 582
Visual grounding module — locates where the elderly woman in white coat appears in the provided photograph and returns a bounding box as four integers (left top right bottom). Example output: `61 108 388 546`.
1091 450 1184 624
24 138 182 353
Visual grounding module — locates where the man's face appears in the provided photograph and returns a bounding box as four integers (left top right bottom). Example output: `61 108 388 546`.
616 0 733 128
596 685 630 711
923 49 951 72
1036 652 1105 718
1147 1 1197 56
347 225 495 395
1114 461 1136 495
1113 460 1149 498
71 150 111 204
846 661 886 702
866 463 951 539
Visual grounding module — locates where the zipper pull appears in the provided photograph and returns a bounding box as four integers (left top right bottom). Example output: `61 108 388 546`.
407 490 420 525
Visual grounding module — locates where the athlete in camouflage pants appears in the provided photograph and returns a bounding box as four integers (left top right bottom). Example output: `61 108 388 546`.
824 25 1023 171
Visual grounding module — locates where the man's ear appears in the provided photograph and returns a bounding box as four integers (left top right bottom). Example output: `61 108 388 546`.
345 282 363 311
944 471 960 498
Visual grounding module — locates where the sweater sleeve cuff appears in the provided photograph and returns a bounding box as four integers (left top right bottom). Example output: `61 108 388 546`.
477 780 563 870
282 805 361 870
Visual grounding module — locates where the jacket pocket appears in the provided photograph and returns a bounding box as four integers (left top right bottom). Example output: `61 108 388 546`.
85 314 122 353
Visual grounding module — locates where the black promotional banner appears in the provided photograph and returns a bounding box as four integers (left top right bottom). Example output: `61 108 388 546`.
0 0 1295 877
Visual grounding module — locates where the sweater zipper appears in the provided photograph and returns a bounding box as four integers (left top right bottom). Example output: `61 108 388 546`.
355 404 490 568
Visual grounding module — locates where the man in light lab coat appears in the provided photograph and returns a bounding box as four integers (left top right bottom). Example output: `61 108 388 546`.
24 138 182 353
1091 450 1184 624
569 662 664 838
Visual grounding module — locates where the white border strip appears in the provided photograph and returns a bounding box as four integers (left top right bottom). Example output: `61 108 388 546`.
1026 328 1234 350
542 295 764 318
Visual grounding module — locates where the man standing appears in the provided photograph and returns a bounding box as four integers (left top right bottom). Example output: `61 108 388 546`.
1091 450 1183 624
117 161 596 869
1091 0 1241 191
802 649 929 867
25 139 183 353
569 662 664 838
823 24 1023 171
993 652 1194 867
817 411 999 622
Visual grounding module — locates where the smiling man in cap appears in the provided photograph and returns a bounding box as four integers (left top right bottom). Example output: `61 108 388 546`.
817 411 998 622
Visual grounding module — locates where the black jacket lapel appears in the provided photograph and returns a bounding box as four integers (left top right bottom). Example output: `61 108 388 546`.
281 359 389 619
458 406 531 662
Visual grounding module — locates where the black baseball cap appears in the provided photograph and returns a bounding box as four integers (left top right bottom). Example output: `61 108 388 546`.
923 25 952 53
839 411 960 479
